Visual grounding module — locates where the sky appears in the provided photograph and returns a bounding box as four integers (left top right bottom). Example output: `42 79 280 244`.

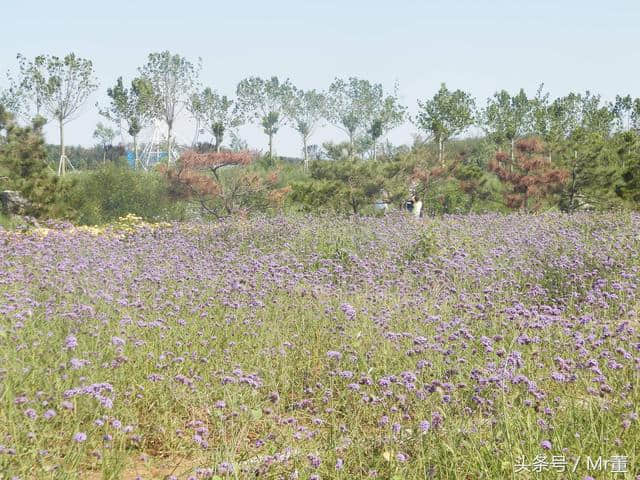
1 0 639 157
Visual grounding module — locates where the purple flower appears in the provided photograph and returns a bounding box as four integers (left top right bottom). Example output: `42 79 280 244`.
541 440 552 450
308 453 321 468
43 409 56 420
24 408 37 420
73 432 87 443
217 462 234 475
340 303 356 320
419 420 431 433
268 391 280 403
327 350 342 360
335 458 344 470
65 335 78 350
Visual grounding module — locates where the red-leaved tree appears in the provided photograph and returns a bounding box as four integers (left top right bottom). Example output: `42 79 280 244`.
489 138 568 212
161 150 290 217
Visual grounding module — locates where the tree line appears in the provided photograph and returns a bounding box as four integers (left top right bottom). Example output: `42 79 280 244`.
2 51 639 172
2 50 640 222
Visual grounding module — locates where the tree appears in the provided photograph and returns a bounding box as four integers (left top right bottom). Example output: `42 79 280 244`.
14 53 98 176
616 131 640 205
93 122 116 163
235 76 293 161
100 76 155 168
162 150 289 216
368 119 383 161
489 138 568 212
291 158 387 214
482 89 532 162
575 91 615 136
5 53 51 121
416 83 476 166
189 87 243 152
285 87 326 169
613 95 640 132
369 93 406 161
530 88 580 162
138 51 201 164
0 84 27 121
326 77 405 160
0 105 68 217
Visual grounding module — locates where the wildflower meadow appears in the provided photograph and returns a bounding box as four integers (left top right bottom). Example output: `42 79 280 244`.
1 212 639 479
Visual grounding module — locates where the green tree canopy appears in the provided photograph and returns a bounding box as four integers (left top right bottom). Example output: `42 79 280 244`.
235 76 294 161
416 83 476 166
13 53 98 175
100 76 155 167
138 51 201 164
189 87 243 152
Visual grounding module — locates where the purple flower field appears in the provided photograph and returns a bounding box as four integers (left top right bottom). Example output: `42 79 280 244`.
1 213 639 479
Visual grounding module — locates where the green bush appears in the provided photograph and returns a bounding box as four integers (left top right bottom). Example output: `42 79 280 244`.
63 163 187 225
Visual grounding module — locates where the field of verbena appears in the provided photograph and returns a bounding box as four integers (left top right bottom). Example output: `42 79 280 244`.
1 213 639 480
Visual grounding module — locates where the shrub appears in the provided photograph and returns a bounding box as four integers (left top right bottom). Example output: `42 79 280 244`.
63 163 187 225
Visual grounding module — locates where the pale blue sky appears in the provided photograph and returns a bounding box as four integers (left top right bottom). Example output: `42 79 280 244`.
2 0 639 156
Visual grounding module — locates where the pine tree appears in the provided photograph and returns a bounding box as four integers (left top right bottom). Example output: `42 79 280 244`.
0 105 69 217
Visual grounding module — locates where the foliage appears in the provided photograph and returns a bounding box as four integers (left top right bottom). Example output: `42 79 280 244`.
481 88 532 159
326 77 405 158
416 83 476 166
189 87 242 151
235 76 294 160
92 122 116 163
291 158 388 214
99 76 155 167
13 52 99 175
285 88 326 167
614 130 640 205
138 51 201 163
489 137 568 211
0 106 71 217
162 150 290 217
63 163 187 224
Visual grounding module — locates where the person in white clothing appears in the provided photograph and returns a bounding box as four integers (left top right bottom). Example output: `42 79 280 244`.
413 197 423 218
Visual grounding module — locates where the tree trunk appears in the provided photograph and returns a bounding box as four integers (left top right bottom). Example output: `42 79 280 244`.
349 131 354 160
103 147 106 163
58 120 66 176
510 137 515 172
438 136 444 167
303 135 308 171
373 140 377 162
133 135 139 169
214 134 222 152
268 133 273 162
569 150 578 212
192 119 200 147
167 122 173 165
